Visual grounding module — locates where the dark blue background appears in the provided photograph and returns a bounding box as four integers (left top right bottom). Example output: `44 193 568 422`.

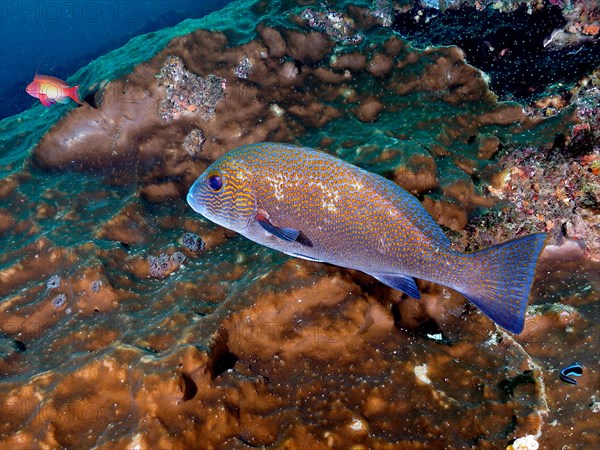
0 0 232 119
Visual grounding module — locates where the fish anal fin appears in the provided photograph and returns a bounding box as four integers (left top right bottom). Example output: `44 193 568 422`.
370 273 421 299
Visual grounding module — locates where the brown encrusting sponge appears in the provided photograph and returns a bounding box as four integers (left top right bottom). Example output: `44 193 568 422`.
2 252 598 448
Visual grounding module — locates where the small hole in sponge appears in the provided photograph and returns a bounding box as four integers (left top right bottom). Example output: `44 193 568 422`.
209 331 239 378
180 373 198 401
211 350 239 378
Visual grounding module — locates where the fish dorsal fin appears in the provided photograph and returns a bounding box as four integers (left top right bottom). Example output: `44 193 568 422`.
386 182 451 247
408 202 452 247
370 272 421 299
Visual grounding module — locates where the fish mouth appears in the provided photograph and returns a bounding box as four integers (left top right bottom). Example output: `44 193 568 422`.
186 190 204 215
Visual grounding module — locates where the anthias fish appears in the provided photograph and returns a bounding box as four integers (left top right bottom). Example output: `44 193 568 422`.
187 143 547 333
26 73 83 107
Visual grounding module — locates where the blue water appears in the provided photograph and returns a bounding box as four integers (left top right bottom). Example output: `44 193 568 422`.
0 0 233 119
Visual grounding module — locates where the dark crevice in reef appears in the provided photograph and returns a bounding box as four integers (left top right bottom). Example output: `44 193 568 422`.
393 4 600 101
237 436 265 448
209 332 240 379
410 317 452 344
390 303 452 344
14 340 27 352
180 373 198 401
498 370 536 400
212 350 239 378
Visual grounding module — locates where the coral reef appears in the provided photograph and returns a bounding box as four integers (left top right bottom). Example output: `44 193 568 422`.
508 434 539 450
393 1 600 100
234 56 252 79
465 69 600 261
483 145 600 260
46 275 61 290
51 293 68 309
156 55 226 122
182 128 206 157
300 5 363 44
182 232 205 255
1 0 598 448
371 0 395 27
90 280 102 293
148 253 180 278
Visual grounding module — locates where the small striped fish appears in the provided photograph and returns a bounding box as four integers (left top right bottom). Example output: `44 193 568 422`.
187 143 546 333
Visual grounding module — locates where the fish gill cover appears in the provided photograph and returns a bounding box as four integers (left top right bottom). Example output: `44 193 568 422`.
0 0 599 448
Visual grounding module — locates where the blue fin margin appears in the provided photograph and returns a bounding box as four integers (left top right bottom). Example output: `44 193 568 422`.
462 233 547 334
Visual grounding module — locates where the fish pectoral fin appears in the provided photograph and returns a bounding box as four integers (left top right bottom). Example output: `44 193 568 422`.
39 94 54 107
370 273 421 299
256 213 300 243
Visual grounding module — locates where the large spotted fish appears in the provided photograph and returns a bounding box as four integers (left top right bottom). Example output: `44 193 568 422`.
187 143 546 333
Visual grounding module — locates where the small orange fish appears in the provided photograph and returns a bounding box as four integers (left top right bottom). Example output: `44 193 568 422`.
26 71 83 107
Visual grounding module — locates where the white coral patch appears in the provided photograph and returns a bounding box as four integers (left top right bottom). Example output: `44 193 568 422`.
414 364 431 385
511 435 539 450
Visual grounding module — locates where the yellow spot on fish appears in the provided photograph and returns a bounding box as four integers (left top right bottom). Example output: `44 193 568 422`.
352 180 364 190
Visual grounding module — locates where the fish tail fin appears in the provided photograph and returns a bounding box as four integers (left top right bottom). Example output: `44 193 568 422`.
458 233 547 334
69 86 83 105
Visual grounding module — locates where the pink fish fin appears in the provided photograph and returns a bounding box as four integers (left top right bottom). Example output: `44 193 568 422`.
255 212 301 243
39 93 54 107
68 86 83 105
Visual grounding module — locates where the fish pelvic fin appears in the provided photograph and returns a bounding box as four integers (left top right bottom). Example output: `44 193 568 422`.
460 233 547 334
39 93 54 107
68 86 83 105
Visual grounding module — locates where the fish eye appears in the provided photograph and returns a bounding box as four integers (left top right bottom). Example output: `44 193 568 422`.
207 174 222 191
